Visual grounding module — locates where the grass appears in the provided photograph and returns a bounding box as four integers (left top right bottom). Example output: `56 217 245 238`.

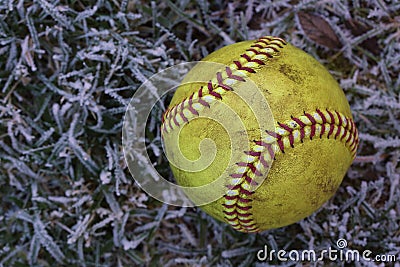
0 0 399 266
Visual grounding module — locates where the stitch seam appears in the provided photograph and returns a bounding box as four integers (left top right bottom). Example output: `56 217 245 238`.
224 109 359 233
161 36 287 133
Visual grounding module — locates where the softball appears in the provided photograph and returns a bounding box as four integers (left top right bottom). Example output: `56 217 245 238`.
161 36 358 233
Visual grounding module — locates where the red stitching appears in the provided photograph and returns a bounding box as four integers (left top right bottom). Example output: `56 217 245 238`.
259 36 287 46
326 109 335 124
259 154 270 168
254 140 275 160
236 162 262 176
274 110 358 155
240 186 253 196
226 184 240 190
316 109 327 124
352 137 359 153
304 112 317 140
225 205 251 211
246 48 273 58
328 124 335 139
178 101 188 123
288 133 295 148
300 127 305 142
224 109 358 233
244 150 261 157
198 87 203 97
233 60 256 73
259 36 274 41
320 124 326 138
335 125 341 139
266 130 281 139
225 66 245 82
255 39 270 46
310 124 316 140
225 216 255 224
250 44 265 49
238 218 253 223
197 98 209 108
206 81 213 92
162 109 170 133
252 40 281 52
238 198 252 203
245 175 259 185
349 127 357 148
207 81 222 99
216 72 231 91
336 111 343 126
341 127 347 141
223 203 252 209
225 217 239 222
161 36 286 134
187 94 199 116
167 110 173 131
316 109 327 138
224 210 252 216
223 210 237 216
224 195 238 201
278 122 294 147
346 119 354 144
161 109 168 123
291 115 306 128
172 102 180 127
265 45 280 52
223 150 267 232
267 131 284 152
241 53 265 65
230 173 244 178
226 217 253 223
278 122 293 132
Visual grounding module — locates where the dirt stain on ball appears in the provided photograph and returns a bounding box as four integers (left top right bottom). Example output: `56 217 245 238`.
279 64 304 85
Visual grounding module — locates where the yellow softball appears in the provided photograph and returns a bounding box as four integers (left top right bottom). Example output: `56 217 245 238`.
161 36 358 233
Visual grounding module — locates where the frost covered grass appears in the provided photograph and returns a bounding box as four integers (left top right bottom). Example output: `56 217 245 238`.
0 1 399 266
